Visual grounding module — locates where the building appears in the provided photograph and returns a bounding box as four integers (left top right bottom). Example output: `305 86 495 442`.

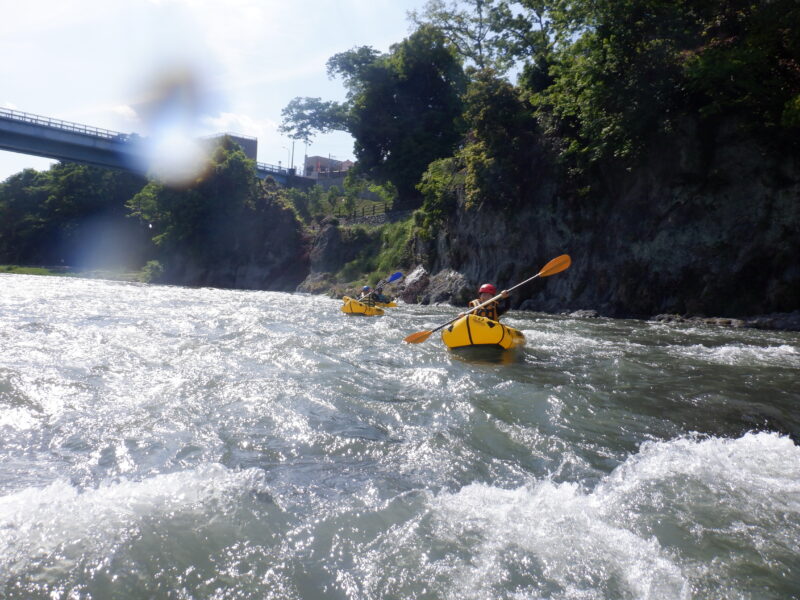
202 133 258 161
304 155 354 179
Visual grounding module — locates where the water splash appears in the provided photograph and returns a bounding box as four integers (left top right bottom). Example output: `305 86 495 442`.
1 276 798 598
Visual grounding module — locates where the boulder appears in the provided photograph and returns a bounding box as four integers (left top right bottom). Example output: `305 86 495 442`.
567 309 599 318
744 311 800 331
297 272 336 294
397 265 430 303
421 269 471 305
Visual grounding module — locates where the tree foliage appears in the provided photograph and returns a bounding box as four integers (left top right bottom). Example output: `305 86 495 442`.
680 0 800 128
283 26 467 206
408 0 510 73
347 26 467 203
127 137 261 264
278 97 348 144
525 0 800 167
0 164 147 266
408 0 560 75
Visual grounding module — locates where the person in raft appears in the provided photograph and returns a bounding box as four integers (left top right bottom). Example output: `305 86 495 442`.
462 283 510 321
360 285 391 305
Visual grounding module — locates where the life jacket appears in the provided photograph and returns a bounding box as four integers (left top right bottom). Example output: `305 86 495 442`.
469 298 500 321
362 293 376 307
363 290 389 305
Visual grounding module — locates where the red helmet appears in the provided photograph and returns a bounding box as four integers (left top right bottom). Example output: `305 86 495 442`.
478 283 496 295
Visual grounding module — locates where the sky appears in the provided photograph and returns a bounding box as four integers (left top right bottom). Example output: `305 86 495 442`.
0 0 428 181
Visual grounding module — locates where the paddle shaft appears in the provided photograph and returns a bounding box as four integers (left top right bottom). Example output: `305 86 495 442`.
426 271 547 336
356 272 403 302
403 255 570 344
357 282 388 303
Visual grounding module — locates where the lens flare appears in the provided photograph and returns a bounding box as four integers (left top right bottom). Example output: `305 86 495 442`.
128 65 212 187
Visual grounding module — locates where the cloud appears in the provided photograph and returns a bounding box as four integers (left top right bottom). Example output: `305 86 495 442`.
0 0 419 178
0 1 110 37
112 105 140 124
201 111 276 139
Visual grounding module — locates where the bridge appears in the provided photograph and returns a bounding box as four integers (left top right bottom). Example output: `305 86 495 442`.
0 107 308 186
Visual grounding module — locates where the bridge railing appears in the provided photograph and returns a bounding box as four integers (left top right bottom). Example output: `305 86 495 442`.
256 162 296 176
0 110 270 151
2 106 314 182
0 107 131 141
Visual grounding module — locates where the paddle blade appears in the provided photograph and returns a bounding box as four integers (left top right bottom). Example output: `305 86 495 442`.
538 254 571 277
404 330 433 344
387 271 403 283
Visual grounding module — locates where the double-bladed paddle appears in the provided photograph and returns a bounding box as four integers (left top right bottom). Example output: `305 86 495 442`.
355 271 404 302
403 254 571 344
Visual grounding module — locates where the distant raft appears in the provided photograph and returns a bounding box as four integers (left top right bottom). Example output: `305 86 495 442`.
441 314 525 350
341 296 385 317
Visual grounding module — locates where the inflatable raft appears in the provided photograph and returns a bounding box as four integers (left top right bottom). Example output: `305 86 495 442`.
441 314 525 350
341 296 384 317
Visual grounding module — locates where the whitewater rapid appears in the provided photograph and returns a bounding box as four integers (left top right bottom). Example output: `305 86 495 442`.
1 274 798 599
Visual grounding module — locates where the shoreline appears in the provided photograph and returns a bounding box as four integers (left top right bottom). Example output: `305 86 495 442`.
0 264 142 282
4 266 799 332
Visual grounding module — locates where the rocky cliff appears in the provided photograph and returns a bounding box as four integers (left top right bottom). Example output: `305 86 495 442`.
401 117 800 320
164 197 309 291
293 117 798 326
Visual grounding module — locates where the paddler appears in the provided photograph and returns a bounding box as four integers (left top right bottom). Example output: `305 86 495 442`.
461 283 510 321
360 285 391 306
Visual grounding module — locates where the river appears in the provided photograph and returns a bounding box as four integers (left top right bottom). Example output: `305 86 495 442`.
1 274 799 599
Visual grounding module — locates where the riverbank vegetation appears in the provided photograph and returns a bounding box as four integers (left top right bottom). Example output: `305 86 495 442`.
0 264 141 281
282 0 798 210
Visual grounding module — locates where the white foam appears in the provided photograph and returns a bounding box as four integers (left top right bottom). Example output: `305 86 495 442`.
0 407 37 431
671 343 800 368
597 432 800 515
430 432 800 599
0 464 264 579
432 481 688 599
521 328 634 360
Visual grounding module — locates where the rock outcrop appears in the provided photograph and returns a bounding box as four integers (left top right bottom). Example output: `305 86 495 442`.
164 197 308 291
296 219 376 293
397 265 430 303
296 117 799 328
407 117 800 321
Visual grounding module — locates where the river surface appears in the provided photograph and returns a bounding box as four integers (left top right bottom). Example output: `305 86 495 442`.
1 274 799 600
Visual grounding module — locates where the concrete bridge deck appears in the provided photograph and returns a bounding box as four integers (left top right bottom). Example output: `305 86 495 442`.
0 107 306 186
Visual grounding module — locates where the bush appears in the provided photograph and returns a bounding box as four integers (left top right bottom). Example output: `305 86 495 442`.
416 157 462 235
140 260 164 283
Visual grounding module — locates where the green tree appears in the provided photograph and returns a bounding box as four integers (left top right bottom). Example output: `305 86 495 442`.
408 0 510 72
307 185 325 218
528 0 695 165
284 187 311 221
282 26 467 207
522 0 800 168
278 97 348 145
460 69 539 207
337 26 467 205
408 0 561 78
0 164 147 266
367 181 398 206
127 137 259 264
416 156 463 235
680 0 800 130
0 169 51 263
325 185 342 211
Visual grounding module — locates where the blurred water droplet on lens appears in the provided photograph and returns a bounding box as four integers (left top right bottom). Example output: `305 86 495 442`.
129 65 211 187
